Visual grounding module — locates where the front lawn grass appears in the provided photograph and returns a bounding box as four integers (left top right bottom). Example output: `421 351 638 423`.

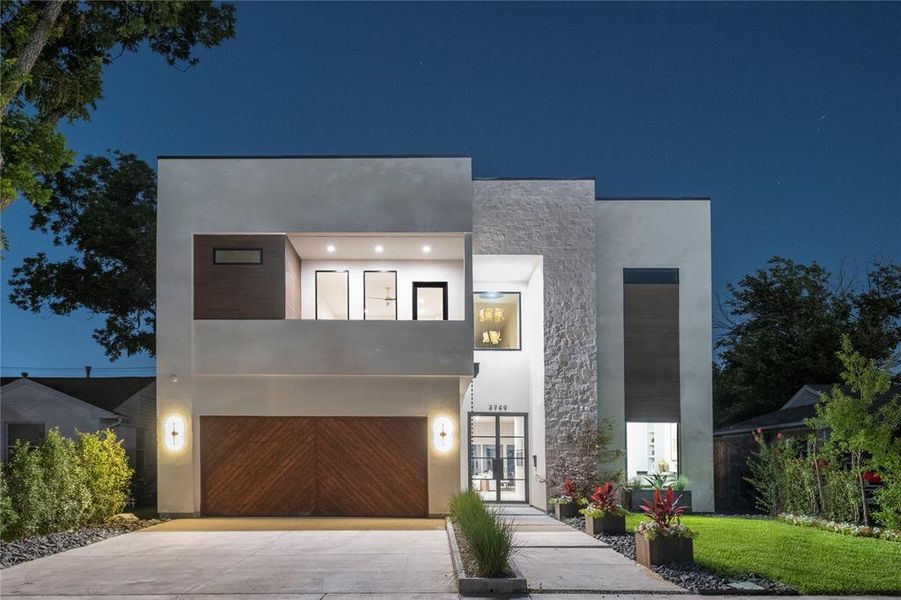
623 514 901 594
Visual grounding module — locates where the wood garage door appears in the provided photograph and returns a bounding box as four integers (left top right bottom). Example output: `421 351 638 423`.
200 416 429 517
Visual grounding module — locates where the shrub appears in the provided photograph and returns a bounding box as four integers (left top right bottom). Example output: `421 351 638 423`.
78 429 133 523
745 429 783 515
40 429 90 531
5 439 51 538
449 490 515 578
0 469 18 540
545 417 623 500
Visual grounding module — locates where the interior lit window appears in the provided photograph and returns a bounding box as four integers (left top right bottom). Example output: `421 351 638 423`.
473 292 521 350
364 271 397 320
315 270 349 319
626 422 679 483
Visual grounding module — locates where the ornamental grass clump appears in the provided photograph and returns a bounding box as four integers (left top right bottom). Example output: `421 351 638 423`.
448 490 515 578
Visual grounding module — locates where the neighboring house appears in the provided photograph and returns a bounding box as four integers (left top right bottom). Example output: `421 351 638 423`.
713 383 901 513
156 156 713 517
0 374 157 495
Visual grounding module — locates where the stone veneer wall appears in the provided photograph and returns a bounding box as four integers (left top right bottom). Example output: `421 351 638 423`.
472 179 598 497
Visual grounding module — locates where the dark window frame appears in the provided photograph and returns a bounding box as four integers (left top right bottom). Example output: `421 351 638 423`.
623 268 679 284
473 291 522 351
212 247 264 265
412 281 449 320
315 270 350 320
467 412 529 504
363 270 398 321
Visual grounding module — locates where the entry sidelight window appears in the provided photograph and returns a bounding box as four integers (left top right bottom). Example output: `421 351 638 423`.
474 292 521 350
316 270 349 319
413 282 448 320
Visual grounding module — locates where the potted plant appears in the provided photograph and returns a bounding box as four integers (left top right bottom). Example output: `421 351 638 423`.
549 478 581 519
580 482 627 535
634 488 696 566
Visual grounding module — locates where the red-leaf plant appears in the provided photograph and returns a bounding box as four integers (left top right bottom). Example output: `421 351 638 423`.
590 482 621 514
640 488 685 532
562 478 578 499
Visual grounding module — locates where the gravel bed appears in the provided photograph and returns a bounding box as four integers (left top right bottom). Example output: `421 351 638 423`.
561 515 796 595
1 518 162 568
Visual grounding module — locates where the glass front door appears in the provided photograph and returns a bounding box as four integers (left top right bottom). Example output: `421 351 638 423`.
468 413 528 503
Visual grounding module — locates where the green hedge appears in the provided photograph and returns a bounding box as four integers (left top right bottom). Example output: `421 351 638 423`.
448 490 514 577
0 428 133 540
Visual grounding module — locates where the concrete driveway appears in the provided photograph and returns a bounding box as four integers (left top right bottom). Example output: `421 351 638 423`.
0 517 458 599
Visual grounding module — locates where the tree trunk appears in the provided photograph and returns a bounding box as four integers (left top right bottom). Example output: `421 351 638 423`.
810 439 826 516
855 451 869 526
0 0 65 116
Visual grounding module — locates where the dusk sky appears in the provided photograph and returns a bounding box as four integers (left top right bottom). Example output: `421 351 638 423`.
1 2 899 377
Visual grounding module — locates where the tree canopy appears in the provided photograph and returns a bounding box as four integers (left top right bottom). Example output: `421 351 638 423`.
8 152 156 359
0 0 236 216
715 257 901 427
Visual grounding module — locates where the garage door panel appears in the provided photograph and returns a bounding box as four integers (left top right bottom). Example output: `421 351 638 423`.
316 417 429 517
201 417 317 516
200 416 428 517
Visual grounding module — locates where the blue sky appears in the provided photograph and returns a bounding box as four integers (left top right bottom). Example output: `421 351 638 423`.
1 2 899 377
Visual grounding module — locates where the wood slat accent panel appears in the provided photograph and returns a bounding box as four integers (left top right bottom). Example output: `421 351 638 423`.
201 416 317 516
199 416 428 517
623 282 681 422
193 235 287 320
316 417 429 517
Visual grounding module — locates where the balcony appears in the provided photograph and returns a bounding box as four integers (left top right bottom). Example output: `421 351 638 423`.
192 232 473 377
192 319 473 376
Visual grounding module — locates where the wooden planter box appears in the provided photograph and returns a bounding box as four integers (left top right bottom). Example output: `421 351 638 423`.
585 513 626 535
628 489 692 513
553 501 580 520
634 532 693 566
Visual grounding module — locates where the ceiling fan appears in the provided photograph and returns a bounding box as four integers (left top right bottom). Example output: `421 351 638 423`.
367 286 397 307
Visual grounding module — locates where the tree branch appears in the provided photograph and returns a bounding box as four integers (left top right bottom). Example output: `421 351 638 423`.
0 0 66 117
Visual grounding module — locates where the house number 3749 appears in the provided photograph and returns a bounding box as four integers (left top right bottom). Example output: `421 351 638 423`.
487 404 508 411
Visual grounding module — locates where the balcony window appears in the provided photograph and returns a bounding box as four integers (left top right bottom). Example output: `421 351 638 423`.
315 270 349 319
626 422 679 483
364 270 397 320
413 282 448 320
474 292 521 350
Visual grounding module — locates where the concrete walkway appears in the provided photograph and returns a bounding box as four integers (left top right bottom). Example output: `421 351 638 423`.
497 505 682 594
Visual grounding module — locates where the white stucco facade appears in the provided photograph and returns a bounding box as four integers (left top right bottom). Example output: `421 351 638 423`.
156 158 714 515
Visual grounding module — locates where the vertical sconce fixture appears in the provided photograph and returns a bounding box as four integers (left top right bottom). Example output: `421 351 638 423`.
432 416 454 453
164 416 186 452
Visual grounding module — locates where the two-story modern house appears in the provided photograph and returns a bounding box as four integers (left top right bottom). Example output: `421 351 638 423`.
156 156 713 517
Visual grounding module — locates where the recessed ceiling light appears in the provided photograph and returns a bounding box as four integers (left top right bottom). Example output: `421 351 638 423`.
374 245 384 253
422 245 431 253
326 244 336 253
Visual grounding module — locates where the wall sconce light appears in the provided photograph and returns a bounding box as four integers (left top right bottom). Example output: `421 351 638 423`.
164 416 186 452
170 374 179 383
432 416 454 453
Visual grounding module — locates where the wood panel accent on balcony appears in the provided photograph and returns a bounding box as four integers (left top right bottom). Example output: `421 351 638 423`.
623 282 681 421
193 234 288 320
